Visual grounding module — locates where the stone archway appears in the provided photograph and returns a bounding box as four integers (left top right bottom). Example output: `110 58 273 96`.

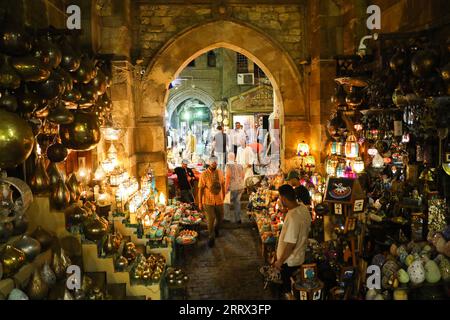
134 19 311 193
166 87 215 124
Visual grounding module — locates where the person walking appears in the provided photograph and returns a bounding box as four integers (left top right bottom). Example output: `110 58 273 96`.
273 184 311 297
174 159 195 203
212 125 229 171
198 156 225 248
224 152 245 223
229 122 247 157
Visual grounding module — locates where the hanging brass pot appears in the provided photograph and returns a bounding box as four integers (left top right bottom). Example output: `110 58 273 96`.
65 204 88 227
91 67 107 96
31 226 53 251
56 67 74 91
61 86 82 108
0 89 18 112
47 101 74 125
66 173 80 202
411 49 439 78
46 142 68 163
59 110 101 151
12 213 29 235
50 177 71 210
0 55 21 90
12 234 41 261
46 162 61 189
43 34 62 69
59 36 81 72
331 84 347 107
40 261 56 286
345 86 363 109
83 214 108 242
0 24 32 55
0 222 13 243
17 85 44 113
27 267 49 300
29 70 65 100
11 56 51 82
77 82 99 108
72 56 96 84
52 251 66 280
29 155 50 193
0 109 35 169
0 245 26 277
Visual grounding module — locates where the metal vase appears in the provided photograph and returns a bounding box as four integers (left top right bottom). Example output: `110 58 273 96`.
40 261 56 286
52 251 66 280
46 162 62 190
50 178 71 210
0 245 26 277
12 234 41 261
29 155 50 194
30 226 53 251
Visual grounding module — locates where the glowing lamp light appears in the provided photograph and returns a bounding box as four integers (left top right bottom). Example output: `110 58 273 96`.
102 159 115 173
305 155 316 169
36 143 42 155
297 141 310 157
107 143 118 160
443 162 450 176
402 133 410 143
372 153 385 168
353 157 365 174
313 192 323 204
103 127 121 141
354 123 363 132
345 133 359 159
336 162 346 178
383 157 392 164
94 165 106 181
144 215 151 228
77 167 89 181
158 192 166 206
326 158 338 176
368 147 378 157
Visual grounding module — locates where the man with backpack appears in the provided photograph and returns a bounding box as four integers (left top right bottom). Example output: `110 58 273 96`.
198 156 226 248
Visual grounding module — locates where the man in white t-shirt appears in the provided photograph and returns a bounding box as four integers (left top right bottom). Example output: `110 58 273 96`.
273 184 311 295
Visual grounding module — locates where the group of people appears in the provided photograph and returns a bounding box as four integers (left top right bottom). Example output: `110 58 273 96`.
173 152 311 298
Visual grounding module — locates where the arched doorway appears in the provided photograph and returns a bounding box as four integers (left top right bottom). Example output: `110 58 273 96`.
134 20 310 193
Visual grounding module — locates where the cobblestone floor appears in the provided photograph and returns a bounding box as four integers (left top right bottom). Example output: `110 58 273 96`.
175 215 278 300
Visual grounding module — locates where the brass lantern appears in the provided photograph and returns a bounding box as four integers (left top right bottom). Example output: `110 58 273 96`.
345 133 359 159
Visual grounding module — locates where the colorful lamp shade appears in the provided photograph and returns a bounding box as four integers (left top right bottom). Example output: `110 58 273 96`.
326 157 338 176
345 133 359 159
353 157 365 174
305 155 316 168
336 162 346 177
297 141 310 157
372 153 385 168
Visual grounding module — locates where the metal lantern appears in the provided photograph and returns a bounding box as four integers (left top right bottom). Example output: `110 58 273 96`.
372 153 385 169
345 133 359 159
305 155 316 170
353 157 365 174
297 141 310 157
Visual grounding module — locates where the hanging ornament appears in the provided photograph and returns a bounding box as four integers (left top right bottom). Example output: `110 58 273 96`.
29 155 50 194
47 101 75 125
46 142 68 163
50 177 71 210
0 55 21 90
345 132 359 159
59 36 81 72
26 268 49 300
0 89 18 112
46 162 62 189
29 70 65 100
72 55 96 84
11 56 51 82
17 85 44 113
59 110 101 151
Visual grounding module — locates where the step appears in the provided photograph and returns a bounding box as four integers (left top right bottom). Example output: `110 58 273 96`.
107 283 126 300
27 196 72 239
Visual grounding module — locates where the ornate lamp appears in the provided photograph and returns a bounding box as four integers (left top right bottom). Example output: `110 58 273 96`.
345 132 359 159
297 141 310 157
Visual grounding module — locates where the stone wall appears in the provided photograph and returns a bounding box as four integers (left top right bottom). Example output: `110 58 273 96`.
133 2 306 70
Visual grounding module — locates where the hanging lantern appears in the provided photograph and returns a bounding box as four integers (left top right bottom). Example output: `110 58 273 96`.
353 157 365 174
102 127 121 141
336 162 346 178
296 141 310 157
94 164 106 182
312 192 323 204
101 159 114 174
345 133 359 159
372 153 385 168
305 155 315 170
326 158 337 176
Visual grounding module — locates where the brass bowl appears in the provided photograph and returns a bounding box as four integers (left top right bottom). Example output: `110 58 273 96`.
0 245 26 277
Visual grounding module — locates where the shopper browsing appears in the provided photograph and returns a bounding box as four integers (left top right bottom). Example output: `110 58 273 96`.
273 184 311 295
174 159 196 203
198 156 226 248
224 152 245 223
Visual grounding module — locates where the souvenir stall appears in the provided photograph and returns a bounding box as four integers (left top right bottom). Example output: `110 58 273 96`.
323 28 450 300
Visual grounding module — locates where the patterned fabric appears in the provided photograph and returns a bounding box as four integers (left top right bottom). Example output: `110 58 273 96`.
199 168 225 205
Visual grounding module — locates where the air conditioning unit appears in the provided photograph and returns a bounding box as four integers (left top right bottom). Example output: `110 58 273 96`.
237 73 254 85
